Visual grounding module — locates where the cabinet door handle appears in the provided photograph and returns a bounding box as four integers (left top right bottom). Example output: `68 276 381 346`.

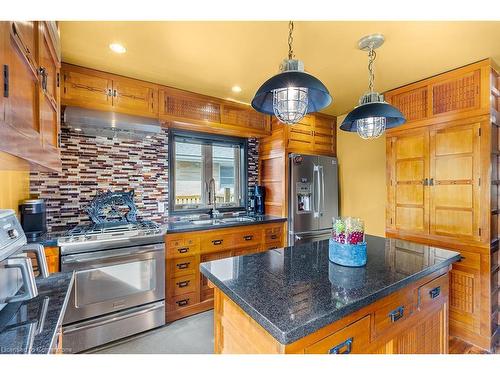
176 262 190 269
3 65 9 98
38 67 48 92
329 337 353 354
423 178 429 186
243 235 253 241
176 298 189 307
270 234 278 240
429 178 434 186
176 280 190 288
107 88 112 96
212 239 223 245
388 306 405 323
177 247 189 254
113 89 117 97
429 286 441 299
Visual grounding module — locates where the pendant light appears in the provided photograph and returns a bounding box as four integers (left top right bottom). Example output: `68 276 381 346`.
340 34 405 139
251 21 332 125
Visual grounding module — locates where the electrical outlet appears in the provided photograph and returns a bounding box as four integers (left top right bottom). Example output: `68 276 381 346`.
158 202 165 213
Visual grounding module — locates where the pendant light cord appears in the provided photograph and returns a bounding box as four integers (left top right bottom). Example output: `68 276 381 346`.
288 21 294 60
368 47 376 93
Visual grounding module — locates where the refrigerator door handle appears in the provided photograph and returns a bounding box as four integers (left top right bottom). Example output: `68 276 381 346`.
319 165 325 215
313 165 320 218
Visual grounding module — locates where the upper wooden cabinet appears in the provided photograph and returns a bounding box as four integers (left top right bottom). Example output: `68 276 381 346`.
0 21 61 172
159 86 270 138
61 63 158 118
271 113 337 156
385 60 491 129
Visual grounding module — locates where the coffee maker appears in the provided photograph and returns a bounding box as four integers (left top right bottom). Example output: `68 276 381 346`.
19 199 47 241
248 185 265 216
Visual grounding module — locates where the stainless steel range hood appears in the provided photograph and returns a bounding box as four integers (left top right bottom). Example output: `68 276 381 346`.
63 106 161 140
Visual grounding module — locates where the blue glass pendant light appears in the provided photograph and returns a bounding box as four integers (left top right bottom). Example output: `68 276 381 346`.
341 34 405 139
252 21 332 125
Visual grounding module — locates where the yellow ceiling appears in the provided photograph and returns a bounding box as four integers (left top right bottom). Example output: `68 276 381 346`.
60 21 500 116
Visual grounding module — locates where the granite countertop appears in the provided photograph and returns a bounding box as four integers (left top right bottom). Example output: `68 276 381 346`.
165 215 287 233
200 235 461 345
0 272 74 354
27 232 65 247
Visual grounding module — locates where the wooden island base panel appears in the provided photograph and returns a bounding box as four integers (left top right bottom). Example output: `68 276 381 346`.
213 269 450 354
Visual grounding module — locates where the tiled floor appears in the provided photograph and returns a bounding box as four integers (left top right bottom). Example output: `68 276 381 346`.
89 310 498 354
89 310 214 354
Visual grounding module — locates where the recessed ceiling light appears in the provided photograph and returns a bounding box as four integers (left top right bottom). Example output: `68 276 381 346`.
74 128 82 132
231 85 242 93
109 43 126 54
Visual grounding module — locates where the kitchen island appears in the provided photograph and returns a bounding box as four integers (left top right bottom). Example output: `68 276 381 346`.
200 235 461 354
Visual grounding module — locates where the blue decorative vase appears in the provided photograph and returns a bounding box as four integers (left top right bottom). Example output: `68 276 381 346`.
328 239 367 267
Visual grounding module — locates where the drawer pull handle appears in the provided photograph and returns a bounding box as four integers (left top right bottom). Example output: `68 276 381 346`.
269 246 278 250
388 306 405 323
176 299 189 307
329 337 353 354
176 262 190 269
176 280 190 288
243 235 253 241
270 234 278 240
429 286 441 299
178 247 189 253
212 239 223 245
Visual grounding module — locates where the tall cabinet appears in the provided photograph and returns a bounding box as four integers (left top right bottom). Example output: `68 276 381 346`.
385 59 499 351
0 21 61 172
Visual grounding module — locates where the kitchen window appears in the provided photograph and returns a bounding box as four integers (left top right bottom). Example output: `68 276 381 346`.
169 131 247 213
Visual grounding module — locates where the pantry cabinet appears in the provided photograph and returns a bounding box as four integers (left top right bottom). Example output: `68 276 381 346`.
165 221 285 322
385 58 499 351
61 63 158 118
0 21 61 172
387 119 482 242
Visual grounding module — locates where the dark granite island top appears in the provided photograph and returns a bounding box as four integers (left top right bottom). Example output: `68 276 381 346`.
0 272 74 354
200 235 461 346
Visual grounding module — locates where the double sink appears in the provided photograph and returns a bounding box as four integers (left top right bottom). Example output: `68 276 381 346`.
190 216 256 226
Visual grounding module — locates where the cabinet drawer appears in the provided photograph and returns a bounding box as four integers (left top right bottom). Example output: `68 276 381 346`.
265 226 283 242
263 242 282 251
418 274 449 310
201 233 234 253
167 292 198 312
171 274 196 296
233 230 262 247
454 250 480 270
304 315 371 354
167 256 196 278
233 246 261 257
166 243 200 258
373 292 413 336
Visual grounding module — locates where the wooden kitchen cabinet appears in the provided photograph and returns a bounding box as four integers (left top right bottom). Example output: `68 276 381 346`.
38 21 61 150
165 221 286 322
159 86 271 138
61 63 159 118
385 58 499 351
0 21 61 172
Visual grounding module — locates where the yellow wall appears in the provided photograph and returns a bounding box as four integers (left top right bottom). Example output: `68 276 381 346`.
0 152 31 214
336 115 386 237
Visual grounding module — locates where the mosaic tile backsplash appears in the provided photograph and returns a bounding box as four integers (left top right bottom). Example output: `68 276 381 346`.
30 126 259 233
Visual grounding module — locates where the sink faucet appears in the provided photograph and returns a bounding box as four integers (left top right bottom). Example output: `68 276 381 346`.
208 178 221 219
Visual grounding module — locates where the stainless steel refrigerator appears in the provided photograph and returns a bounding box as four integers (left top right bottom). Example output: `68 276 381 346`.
288 153 339 246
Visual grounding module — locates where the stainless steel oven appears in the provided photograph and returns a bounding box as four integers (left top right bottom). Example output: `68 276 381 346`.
61 242 165 352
